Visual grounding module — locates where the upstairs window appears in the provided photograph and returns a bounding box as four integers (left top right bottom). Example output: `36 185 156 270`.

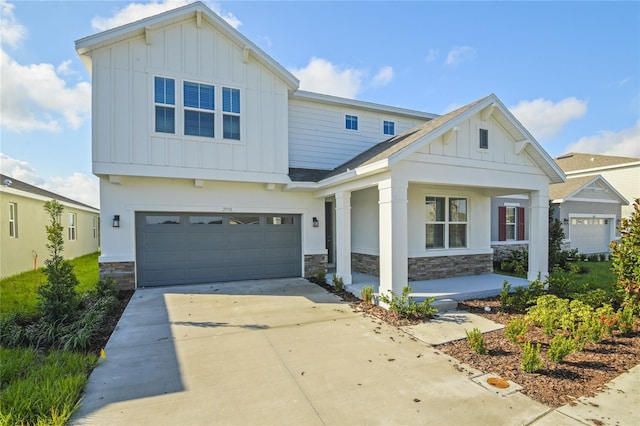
345 114 358 131
383 120 395 136
222 87 241 140
154 77 175 133
68 213 77 241
8 202 17 238
479 128 489 149
184 81 215 138
92 216 99 239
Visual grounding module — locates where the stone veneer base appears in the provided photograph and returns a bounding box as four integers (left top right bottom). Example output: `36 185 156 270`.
304 254 328 278
100 262 135 290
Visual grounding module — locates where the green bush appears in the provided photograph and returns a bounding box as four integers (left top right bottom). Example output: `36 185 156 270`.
465 327 488 354
500 278 545 313
547 334 577 363
379 285 438 320
610 198 640 311
521 341 543 373
315 269 326 284
571 288 611 308
332 275 344 292
526 294 569 336
500 249 528 277
616 305 636 335
504 318 528 345
361 285 374 304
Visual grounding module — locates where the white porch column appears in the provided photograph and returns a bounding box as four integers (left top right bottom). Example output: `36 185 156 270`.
335 191 352 284
378 179 408 300
528 190 549 281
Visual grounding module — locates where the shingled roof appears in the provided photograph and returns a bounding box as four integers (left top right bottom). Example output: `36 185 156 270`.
555 152 640 172
0 174 98 211
549 174 628 204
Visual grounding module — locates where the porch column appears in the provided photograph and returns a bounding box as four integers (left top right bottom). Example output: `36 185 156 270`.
528 190 549 281
335 191 352 284
378 179 408 302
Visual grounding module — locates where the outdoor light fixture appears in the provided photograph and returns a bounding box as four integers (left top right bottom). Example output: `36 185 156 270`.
112 215 120 228
312 217 319 228
563 218 569 225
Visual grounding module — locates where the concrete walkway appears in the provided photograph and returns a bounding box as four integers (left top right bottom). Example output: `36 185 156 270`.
71 278 638 426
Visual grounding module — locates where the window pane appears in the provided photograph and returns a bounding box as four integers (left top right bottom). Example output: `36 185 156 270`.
426 197 445 222
479 128 488 149
155 106 175 133
230 216 260 225
185 111 214 137
146 215 181 225
426 224 444 248
190 216 223 224
184 82 199 108
223 87 240 113
154 77 164 103
384 120 394 135
346 115 358 130
267 216 294 225
449 198 467 222
506 206 516 224
449 224 466 248
200 85 214 110
506 224 515 240
223 115 240 140
155 77 174 105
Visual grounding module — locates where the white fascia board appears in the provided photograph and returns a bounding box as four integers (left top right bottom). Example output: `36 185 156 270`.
563 176 629 205
565 161 640 175
75 2 299 90
291 90 438 120
0 186 99 213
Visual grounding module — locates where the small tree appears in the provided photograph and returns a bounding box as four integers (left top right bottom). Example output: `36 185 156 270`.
610 199 640 311
37 200 80 324
548 204 565 270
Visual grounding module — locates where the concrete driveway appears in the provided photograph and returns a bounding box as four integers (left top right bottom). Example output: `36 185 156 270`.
71 278 588 425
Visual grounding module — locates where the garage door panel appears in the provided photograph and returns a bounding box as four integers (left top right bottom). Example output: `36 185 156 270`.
136 212 301 287
570 218 612 254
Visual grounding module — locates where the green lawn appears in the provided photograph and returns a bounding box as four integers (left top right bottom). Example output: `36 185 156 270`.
0 252 99 317
573 260 616 292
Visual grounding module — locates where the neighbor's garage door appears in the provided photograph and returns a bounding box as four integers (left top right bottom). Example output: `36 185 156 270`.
570 217 612 254
136 213 301 287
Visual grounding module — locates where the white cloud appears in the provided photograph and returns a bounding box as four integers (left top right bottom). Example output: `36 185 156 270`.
0 0 26 48
91 0 241 31
510 97 588 141
445 46 476 66
564 121 640 158
372 66 393 87
289 57 363 98
0 153 99 207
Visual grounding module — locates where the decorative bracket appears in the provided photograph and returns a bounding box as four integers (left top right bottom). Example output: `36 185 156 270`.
443 126 459 145
481 103 496 121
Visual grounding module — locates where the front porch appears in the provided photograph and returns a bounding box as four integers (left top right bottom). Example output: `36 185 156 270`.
328 270 531 303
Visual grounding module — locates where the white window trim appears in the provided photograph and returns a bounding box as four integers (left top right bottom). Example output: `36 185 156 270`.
344 114 359 132
183 79 216 139
382 120 395 136
9 202 17 238
425 195 469 250
68 212 77 241
222 86 242 141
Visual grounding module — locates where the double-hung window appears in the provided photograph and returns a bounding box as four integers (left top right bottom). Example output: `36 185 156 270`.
222 87 240 140
92 216 99 239
345 114 358 131
184 81 215 138
68 213 77 241
8 202 17 238
154 77 175 133
383 120 395 136
425 196 467 249
498 205 525 241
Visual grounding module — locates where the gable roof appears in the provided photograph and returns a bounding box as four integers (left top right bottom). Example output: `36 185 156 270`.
75 1 299 91
555 152 640 172
0 174 99 211
549 174 628 205
290 94 565 185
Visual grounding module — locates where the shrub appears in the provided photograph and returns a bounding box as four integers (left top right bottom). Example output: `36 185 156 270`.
547 265 585 299
547 334 577 363
610 198 640 312
315 269 327 284
521 341 543 373
379 285 438 320
37 200 79 325
465 327 488 355
361 285 374 304
94 277 118 299
587 254 600 262
500 278 545 313
500 249 528 276
526 294 569 336
504 318 528 345
616 305 637 335
549 208 565 269
571 288 611 309
332 275 344 292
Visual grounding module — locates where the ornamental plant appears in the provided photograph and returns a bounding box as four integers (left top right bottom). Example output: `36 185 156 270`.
332 274 344 292
547 334 577 363
504 318 528 345
465 327 488 355
520 341 543 373
379 284 437 320
610 198 640 311
361 285 374 304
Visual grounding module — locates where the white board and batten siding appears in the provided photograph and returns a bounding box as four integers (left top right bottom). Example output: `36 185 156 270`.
288 96 432 170
90 15 291 182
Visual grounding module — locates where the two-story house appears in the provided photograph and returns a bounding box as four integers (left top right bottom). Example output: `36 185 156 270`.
75 2 564 297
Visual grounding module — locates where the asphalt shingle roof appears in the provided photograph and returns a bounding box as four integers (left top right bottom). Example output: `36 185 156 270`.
555 152 639 172
549 175 598 201
0 174 98 210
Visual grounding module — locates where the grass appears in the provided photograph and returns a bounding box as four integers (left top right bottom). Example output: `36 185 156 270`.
573 260 615 292
0 347 97 426
0 252 99 316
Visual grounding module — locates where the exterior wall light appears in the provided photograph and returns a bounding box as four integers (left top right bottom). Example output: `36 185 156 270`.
112 215 120 228
563 218 569 225
312 217 319 228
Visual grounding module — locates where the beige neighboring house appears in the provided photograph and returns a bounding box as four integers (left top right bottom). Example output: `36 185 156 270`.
555 152 640 218
0 174 100 279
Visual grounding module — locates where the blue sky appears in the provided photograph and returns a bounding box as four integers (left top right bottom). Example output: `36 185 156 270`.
1 0 639 208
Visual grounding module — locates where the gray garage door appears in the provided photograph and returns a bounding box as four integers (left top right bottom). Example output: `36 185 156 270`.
136 212 301 287
569 217 612 254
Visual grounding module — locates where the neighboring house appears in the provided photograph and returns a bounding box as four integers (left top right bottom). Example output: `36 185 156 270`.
0 174 100 279
75 2 564 295
549 175 628 254
555 152 640 218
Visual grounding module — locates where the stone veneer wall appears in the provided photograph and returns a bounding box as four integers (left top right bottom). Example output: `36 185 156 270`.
100 262 135 290
304 254 328 278
491 243 529 263
408 254 493 281
352 253 380 276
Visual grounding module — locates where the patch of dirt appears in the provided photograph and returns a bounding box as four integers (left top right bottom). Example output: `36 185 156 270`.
89 290 134 355
438 297 640 407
